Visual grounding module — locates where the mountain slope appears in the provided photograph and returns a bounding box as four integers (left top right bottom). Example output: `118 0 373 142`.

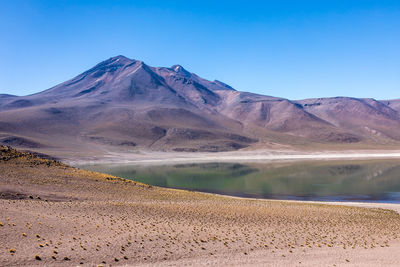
0 55 400 156
297 98 400 142
216 91 361 143
0 56 255 153
380 99 400 113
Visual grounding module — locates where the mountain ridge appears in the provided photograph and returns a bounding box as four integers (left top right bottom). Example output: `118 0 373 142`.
0 55 399 156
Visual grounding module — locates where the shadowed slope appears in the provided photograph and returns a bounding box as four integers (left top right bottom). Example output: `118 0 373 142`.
381 99 400 113
0 55 400 156
217 91 361 143
0 56 255 154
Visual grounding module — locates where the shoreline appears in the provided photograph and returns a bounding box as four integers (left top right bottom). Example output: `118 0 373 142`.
73 150 400 213
3 146 400 266
282 199 400 214
311 201 400 214
67 150 400 165
185 190 400 215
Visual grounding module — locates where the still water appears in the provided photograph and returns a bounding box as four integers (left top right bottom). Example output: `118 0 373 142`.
81 159 400 203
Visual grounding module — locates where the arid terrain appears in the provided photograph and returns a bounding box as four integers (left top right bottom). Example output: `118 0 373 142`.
2 0 400 265
1 56 400 160
1 146 400 266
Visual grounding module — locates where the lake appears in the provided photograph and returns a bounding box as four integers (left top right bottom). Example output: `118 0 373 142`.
81 159 400 203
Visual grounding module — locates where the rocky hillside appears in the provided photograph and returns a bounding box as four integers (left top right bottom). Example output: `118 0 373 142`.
0 56 399 155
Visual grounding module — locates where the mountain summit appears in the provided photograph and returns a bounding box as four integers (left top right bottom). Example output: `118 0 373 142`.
1 55 400 156
171 64 191 77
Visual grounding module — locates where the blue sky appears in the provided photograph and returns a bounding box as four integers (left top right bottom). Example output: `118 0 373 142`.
1 0 399 99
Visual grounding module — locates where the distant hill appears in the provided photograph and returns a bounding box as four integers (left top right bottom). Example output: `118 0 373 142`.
1 55 400 156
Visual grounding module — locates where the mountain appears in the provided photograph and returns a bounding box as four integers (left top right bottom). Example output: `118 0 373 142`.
297 98 400 142
0 56 253 153
0 55 400 157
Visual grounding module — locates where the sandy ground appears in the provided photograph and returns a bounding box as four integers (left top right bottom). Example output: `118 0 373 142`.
1 146 400 266
307 201 400 215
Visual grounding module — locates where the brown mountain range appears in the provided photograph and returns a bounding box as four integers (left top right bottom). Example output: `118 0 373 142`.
1 55 399 156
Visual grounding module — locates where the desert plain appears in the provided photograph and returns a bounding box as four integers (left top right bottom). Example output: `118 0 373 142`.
1 146 400 266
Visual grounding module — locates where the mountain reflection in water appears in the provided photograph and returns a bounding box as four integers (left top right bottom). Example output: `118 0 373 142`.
81 160 400 203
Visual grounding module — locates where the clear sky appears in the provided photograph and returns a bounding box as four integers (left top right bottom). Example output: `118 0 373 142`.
1 0 399 100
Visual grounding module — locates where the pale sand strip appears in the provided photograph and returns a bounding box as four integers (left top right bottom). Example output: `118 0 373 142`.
304 201 400 214
71 150 400 165
214 194 400 215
